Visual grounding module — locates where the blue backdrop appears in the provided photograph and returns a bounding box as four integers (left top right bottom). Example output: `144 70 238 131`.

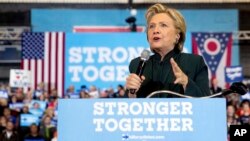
32 9 238 65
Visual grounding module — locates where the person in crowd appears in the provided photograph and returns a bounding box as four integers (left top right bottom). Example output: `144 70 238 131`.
14 88 24 102
226 104 239 134
9 95 22 113
20 105 30 114
79 90 90 98
0 98 8 116
236 99 250 125
10 95 18 104
125 3 210 98
106 88 115 98
65 85 78 98
23 90 33 105
33 82 46 99
42 107 57 127
111 84 126 98
24 123 45 141
39 116 56 141
38 94 46 102
116 84 126 98
3 108 16 126
227 93 241 110
210 77 222 94
50 89 58 99
48 97 57 109
79 85 90 98
0 121 20 141
0 83 9 100
42 91 50 102
0 116 7 133
88 85 99 98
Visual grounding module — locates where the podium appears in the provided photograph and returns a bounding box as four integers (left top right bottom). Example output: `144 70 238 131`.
58 98 227 141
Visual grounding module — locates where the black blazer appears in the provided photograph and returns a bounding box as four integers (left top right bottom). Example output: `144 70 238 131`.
128 50 211 98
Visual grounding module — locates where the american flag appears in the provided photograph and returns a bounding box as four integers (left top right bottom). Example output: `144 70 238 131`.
192 32 232 88
21 32 65 97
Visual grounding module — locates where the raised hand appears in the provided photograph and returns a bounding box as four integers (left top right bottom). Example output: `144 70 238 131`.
170 58 188 90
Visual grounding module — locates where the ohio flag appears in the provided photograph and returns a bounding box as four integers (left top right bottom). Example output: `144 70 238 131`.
21 32 65 97
192 32 232 88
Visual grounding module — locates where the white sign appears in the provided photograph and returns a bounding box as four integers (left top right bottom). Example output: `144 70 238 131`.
0 90 8 99
9 69 31 88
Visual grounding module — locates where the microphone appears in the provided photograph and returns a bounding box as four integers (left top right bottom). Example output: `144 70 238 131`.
130 49 151 94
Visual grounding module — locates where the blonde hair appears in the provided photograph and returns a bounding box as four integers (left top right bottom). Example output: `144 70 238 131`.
145 3 186 52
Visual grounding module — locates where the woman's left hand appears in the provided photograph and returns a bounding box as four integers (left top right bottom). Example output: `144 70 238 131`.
170 58 188 90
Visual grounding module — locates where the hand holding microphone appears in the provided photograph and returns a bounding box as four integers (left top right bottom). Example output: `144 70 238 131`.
126 49 150 96
126 74 145 97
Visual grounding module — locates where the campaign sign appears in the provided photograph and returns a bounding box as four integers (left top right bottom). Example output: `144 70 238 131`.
9 103 24 110
9 69 31 88
20 114 39 127
225 66 243 83
29 100 47 111
58 98 226 141
65 33 149 90
65 33 192 91
0 90 8 99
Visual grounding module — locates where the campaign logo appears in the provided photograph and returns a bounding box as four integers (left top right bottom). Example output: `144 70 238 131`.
122 134 129 140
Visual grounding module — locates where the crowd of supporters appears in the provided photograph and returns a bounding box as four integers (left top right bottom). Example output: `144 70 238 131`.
0 80 249 141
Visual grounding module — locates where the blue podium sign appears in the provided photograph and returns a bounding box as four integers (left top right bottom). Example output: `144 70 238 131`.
58 98 226 141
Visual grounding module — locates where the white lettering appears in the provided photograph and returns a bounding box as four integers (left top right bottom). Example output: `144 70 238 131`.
93 119 104 132
133 118 143 131
182 118 193 131
117 102 129 115
170 102 180 115
100 66 114 81
98 47 111 63
82 47 96 63
130 102 143 115
105 102 116 115
68 66 82 82
116 66 127 81
105 118 118 132
93 102 104 115
112 47 128 63
83 66 98 82
170 118 181 131
181 102 193 115
69 47 82 63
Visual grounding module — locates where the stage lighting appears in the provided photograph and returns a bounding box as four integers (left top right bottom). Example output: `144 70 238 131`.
125 9 137 32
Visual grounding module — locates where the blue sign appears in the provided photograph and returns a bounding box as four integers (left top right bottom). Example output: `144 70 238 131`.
65 33 149 91
9 103 24 110
20 114 39 127
65 33 192 91
58 98 227 141
29 100 47 111
225 66 243 83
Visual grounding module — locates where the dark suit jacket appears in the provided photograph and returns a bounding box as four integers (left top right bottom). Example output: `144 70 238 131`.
0 130 20 141
128 50 210 98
